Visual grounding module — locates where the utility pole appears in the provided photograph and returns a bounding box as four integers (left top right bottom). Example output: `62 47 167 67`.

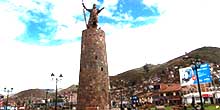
192 58 204 110
4 88 13 110
51 73 63 110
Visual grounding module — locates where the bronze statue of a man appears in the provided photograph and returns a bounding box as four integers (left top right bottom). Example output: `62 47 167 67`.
82 3 104 28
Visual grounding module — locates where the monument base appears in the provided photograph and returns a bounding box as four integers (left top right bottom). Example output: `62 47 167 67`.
77 28 109 110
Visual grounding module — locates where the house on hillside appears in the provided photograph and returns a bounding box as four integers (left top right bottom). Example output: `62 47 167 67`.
158 84 182 105
137 83 182 106
146 83 182 105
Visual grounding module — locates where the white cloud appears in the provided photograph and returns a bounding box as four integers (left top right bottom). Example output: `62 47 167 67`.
100 0 119 17
0 42 81 93
0 6 26 44
51 0 83 23
0 0 83 94
105 0 220 76
102 0 118 9
53 21 85 40
114 13 134 22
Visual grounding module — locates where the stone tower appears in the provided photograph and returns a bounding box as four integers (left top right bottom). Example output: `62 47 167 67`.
77 3 109 110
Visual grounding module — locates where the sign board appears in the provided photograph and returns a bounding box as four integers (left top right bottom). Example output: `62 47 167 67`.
194 63 212 84
179 63 212 86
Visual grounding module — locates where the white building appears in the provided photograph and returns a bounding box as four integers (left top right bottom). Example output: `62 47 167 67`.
182 91 220 104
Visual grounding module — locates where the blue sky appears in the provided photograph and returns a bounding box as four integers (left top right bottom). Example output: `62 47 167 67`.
1 0 220 94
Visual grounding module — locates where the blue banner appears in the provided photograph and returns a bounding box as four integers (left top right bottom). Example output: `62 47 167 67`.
179 63 212 86
193 63 212 84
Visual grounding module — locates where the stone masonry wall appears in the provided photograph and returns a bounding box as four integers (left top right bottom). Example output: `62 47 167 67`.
77 28 110 110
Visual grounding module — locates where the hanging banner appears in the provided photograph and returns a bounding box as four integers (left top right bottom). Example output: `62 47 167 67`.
179 67 195 86
179 63 212 86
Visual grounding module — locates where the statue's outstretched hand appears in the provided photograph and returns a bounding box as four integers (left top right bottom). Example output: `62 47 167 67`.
100 7 104 11
82 3 86 9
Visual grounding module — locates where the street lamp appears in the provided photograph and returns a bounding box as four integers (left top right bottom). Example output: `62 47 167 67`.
45 89 50 110
118 80 124 110
4 88 13 110
69 91 75 110
191 58 204 110
212 70 220 104
51 73 63 110
190 87 195 108
120 89 123 110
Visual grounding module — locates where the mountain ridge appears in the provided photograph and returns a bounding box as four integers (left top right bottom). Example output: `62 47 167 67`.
12 46 220 101
110 46 220 87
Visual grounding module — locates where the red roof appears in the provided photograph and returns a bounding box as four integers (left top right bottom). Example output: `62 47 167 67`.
160 84 181 92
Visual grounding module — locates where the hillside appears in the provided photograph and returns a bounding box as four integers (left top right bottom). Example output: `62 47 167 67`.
11 89 50 105
110 46 220 88
11 46 220 102
59 84 78 94
11 85 78 103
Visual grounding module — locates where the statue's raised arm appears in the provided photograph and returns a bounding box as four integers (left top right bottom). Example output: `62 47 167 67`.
98 7 104 14
82 3 91 12
82 3 104 29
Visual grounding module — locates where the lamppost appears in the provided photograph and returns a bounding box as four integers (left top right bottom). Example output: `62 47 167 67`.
190 87 195 108
118 80 124 110
191 58 204 110
45 89 49 110
120 89 123 110
212 71 220 104
51 73 63 110
4 88 13 110
69 92 74 110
